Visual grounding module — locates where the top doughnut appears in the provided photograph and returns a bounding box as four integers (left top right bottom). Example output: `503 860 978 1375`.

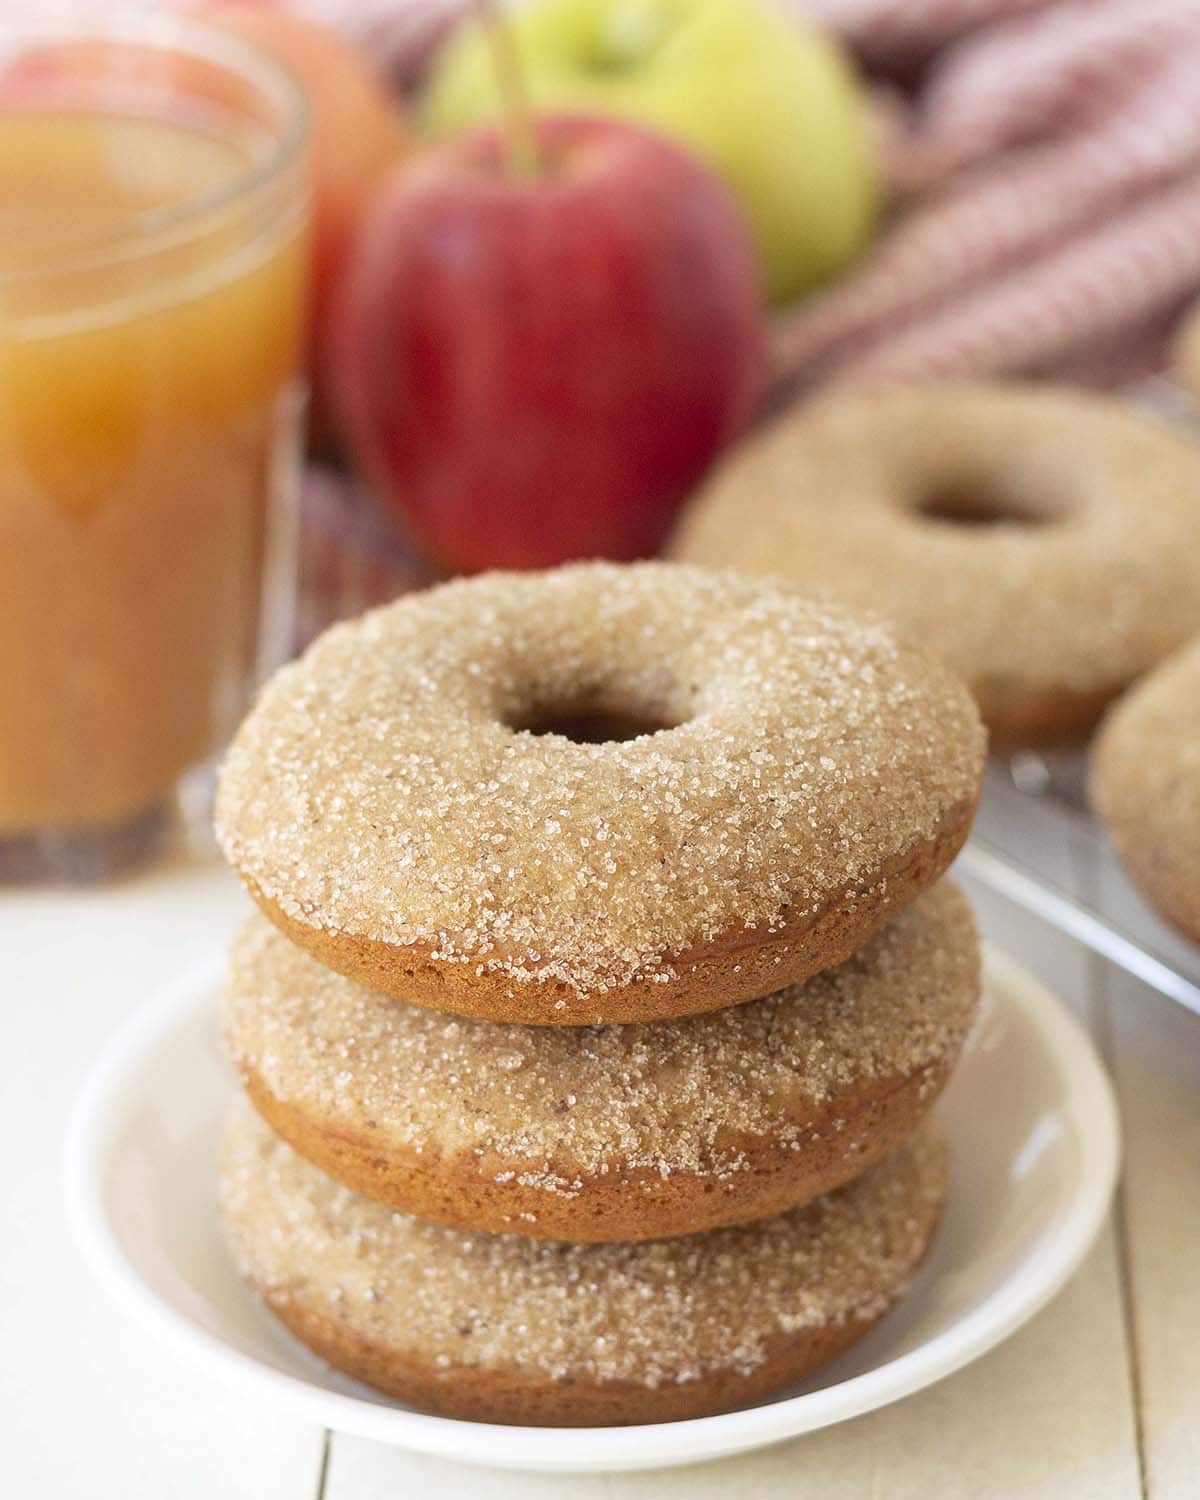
672 384 1200 750
216 562 984 1024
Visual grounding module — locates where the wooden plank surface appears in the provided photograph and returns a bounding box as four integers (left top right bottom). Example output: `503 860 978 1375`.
1089 854 1200 1500
1 859 326 1500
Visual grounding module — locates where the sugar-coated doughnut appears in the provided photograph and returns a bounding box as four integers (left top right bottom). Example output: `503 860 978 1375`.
672 384 1200 751
224 882 977 1242
1092 637 1200 944
216 562 984 1025
221 1104 948 1427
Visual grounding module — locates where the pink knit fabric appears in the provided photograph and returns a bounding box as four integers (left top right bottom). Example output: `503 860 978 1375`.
773 41 1200 383
766 1 1200 386
832 171 1200 385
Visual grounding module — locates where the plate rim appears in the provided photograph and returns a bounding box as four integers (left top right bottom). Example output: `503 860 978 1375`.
63 943 1120 1474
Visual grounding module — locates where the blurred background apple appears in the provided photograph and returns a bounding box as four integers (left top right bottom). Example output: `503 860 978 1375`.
422 0 879 305
330 113 766 572
205 5 408 408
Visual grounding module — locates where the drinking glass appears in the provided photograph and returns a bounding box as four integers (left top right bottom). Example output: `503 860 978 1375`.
0 16 309 879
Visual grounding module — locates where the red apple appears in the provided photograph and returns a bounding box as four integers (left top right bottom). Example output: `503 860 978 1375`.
331 114 766 571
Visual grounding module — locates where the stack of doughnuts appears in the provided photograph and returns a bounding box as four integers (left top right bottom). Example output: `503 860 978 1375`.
215 562 987 1426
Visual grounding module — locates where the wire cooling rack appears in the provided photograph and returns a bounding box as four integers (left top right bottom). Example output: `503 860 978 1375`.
963 759 1200 1017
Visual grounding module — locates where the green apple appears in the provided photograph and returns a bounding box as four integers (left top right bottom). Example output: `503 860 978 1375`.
422 0 879 304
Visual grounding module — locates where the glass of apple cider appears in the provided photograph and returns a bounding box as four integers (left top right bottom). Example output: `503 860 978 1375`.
0 18 309 880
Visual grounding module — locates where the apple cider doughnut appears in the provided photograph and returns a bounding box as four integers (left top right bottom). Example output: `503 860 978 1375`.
216 562 984 1025
224 881 979 1242
672 384 1200 751
1172 292 1200 404
1092 637 1200 944
221 1103 949 1427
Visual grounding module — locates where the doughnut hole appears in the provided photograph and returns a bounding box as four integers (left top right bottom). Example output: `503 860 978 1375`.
913 469 1066 530
515 707 682 743
488 633 703 743
505 681 691 743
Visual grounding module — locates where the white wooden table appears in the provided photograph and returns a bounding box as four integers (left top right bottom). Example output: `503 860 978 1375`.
4 780 1197 1499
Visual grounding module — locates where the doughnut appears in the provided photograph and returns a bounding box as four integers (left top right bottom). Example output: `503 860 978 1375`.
1172 294 1200 404
1091 637 1200 943
221 1103 949 1427
216 562 984 1025
671 384 1200 751
224 881 978 1242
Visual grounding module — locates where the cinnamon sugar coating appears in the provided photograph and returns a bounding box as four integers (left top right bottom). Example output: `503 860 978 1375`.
216 563 984 1004
672 384 1200 749
221 1103 948 1420
224 882 977 1239
1092 637 1200 943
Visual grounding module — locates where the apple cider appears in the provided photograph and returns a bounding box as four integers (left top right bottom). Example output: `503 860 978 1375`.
0 24 308 877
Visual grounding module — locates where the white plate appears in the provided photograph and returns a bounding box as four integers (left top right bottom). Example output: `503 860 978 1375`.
64 946 1119 1474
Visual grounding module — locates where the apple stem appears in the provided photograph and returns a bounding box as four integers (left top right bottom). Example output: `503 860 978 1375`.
471 0 544 178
